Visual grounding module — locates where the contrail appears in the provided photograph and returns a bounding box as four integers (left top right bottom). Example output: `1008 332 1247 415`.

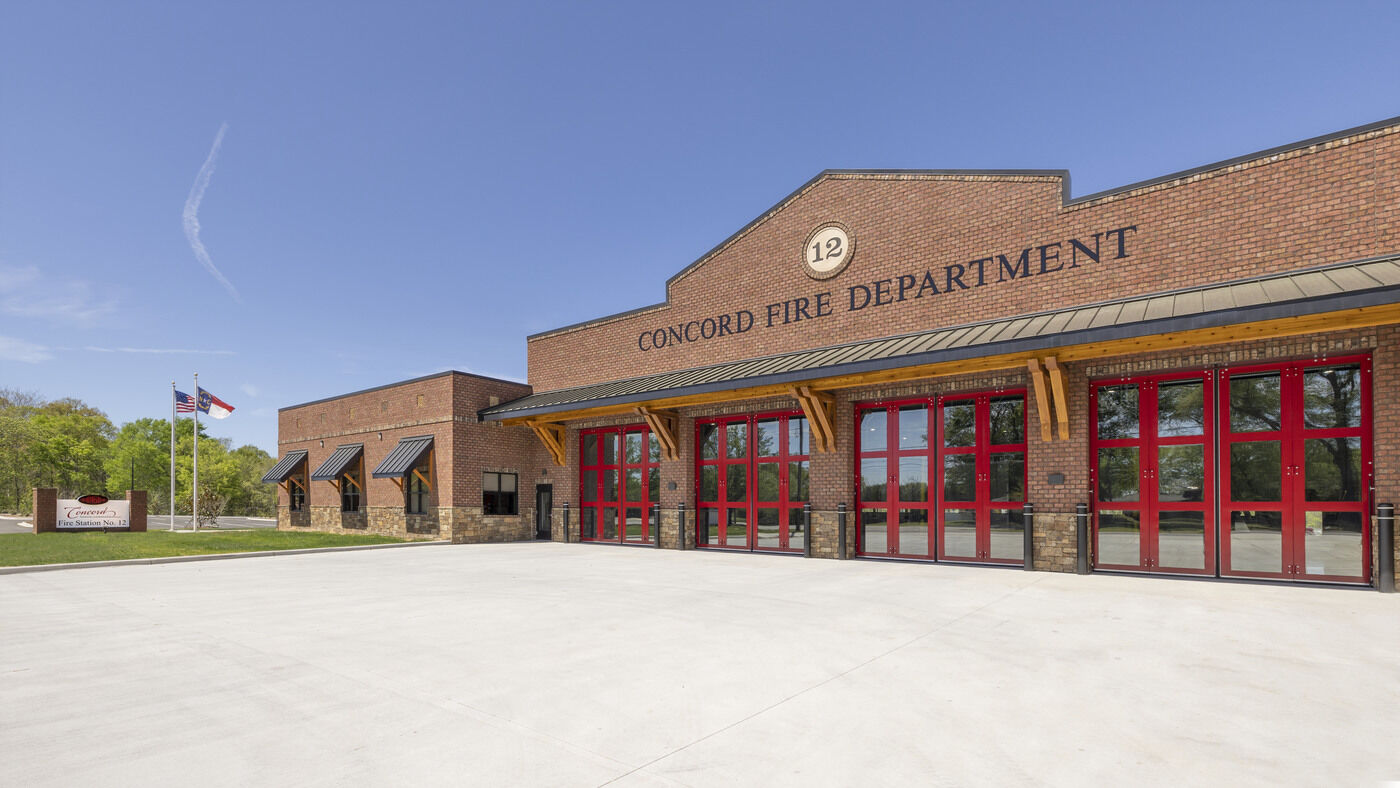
182 123 240 301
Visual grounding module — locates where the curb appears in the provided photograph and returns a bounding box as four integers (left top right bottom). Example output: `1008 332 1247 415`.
0 539 451 575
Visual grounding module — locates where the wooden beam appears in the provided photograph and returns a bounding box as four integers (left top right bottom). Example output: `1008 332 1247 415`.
635 407 680 460
411 467 432 490
529 421 567 466
341 472 362 491
1045 356 1069 440
789 385 836 453
1026 358 1053 443
498 302 1400 426
390 477 404 493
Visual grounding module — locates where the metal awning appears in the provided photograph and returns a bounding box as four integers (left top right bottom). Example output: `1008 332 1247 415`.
261 450 308 484
481 254 1400 422
310 444 363 481
371 436 434 479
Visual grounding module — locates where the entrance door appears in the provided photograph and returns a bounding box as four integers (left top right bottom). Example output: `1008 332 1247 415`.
695 412 809 553
1091 372 1215 574
1220 358 1371 582
935 393 1027 564
535 484 553 540
856 401 933 558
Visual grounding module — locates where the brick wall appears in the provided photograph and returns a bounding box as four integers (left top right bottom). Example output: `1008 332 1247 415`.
527 123 1400 392
274 371 541 540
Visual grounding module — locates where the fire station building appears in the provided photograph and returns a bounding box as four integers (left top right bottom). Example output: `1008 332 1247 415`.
268 116 1400 588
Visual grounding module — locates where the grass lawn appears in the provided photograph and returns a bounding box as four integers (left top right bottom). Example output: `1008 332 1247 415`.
0 530 411 567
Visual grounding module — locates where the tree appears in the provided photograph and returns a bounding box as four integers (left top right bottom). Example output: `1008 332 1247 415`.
195 485 227 529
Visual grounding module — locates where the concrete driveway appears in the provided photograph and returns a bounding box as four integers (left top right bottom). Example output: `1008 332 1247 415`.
1 543 1396 787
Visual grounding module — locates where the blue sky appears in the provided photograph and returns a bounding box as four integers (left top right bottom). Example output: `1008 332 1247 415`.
3 1 1398 454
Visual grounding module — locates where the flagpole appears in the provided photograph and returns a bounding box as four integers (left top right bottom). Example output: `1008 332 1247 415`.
193 372 199 533
170 381 177 531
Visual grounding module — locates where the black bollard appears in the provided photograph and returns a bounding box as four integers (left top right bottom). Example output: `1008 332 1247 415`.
837 502 848 559
652 502 661 547
1075 503 1090 575
562 502 570 542
1023 502 1035 571
677 501 686 551
803 502 812 558
1379 503 1395 593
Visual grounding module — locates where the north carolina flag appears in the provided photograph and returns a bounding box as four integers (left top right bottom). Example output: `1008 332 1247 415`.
196 387 235 419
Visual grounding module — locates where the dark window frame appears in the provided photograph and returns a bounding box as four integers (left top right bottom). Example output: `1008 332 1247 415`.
406 460 430 515
340 458 363 513
483 471 518 516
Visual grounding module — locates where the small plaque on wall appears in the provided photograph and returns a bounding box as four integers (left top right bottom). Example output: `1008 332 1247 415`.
1047 473 1065 485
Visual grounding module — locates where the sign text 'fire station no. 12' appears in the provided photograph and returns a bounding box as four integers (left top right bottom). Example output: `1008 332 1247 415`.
57 498 131 530
635 223 1139 353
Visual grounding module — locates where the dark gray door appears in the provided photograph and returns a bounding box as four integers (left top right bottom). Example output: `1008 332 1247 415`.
535 485 553 539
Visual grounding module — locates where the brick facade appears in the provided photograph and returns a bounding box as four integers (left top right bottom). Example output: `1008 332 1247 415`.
274 372 551 543
275 118 1400 589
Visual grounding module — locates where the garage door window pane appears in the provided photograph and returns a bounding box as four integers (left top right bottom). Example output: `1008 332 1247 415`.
1304 437 1362 502
1097 447 1139 502
860 410 887 452
861 509 887 554
1229 510 1283 573
1230 373 1280 432
989 396 1024 445
725 465 747 502
897 509 929 557
989 509 1024 562
1157 511 1205 570
1229 441 1281 502
943 402 975 447
861 458 887 502
1303 365 1361 429
989 452 1024 502
1097 385 1139 439
898 457 928 502
1303 511 1363 577
943 455 975 501
1097 509 1140 566
1158 380 1205 437
898 406 928 450
1157 445 1204 502
942 509 976 557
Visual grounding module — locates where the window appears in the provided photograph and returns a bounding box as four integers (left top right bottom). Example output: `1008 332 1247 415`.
288 478 306 512
340 466 362 512
579 425 662 543
483 472 517 515
406 461 430 515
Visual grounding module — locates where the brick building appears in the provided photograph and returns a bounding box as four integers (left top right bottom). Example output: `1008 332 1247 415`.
271 116 1400 588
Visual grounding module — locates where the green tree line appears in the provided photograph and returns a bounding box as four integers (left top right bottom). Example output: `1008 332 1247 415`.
0 388 275 516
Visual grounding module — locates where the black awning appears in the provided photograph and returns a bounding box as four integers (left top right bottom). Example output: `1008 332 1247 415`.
261 450 308 484
310 444 364 481
372 435 434 479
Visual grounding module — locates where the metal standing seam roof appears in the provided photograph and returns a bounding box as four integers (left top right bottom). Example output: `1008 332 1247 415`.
261 450 308 483
481 256 1400 422
371 436 434 479
310 444 364 481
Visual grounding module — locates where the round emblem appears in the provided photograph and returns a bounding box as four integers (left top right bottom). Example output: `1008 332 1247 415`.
802 222 854 279
78 494 109 505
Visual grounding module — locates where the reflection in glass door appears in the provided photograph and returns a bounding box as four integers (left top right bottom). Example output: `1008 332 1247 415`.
935 392 1027 564
1091 372 1215 574
856 401 932 558
696 412 809 553
1220 358 1371 582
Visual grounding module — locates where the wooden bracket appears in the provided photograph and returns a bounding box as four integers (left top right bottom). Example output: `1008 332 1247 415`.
341 472 362 492
789 385 836 453
1027 358 1054 443
390 477 404 493
529 421 567 466
1045 356 1070 440
635 407 680 460
411 467 432 490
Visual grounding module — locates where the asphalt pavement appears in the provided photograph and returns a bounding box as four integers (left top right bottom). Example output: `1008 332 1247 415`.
0 515 276 532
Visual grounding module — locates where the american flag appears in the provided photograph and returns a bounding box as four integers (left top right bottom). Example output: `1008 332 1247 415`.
175 390 196 413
